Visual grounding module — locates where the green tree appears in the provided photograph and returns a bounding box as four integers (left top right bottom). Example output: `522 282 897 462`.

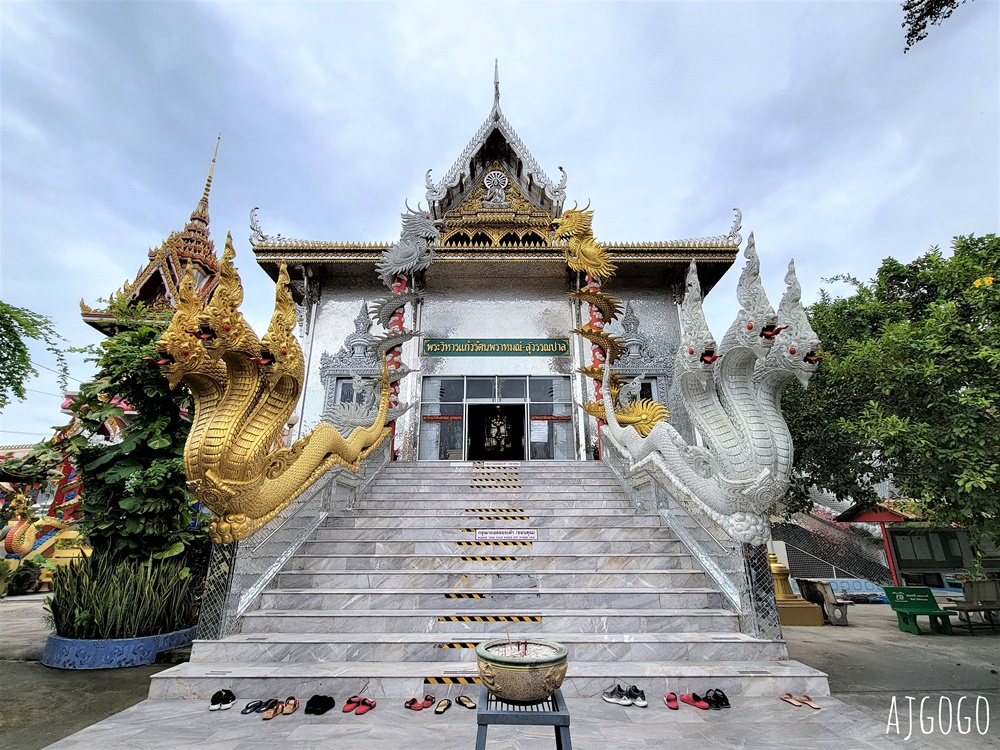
902 0 972 52
784 234 999 546
0 301 67 411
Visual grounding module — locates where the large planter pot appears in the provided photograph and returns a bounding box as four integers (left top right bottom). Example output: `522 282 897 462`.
41 626 197 670
475 638 568 703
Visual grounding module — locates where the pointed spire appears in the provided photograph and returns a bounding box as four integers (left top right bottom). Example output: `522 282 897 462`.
193 134 221 221
491 59 501 121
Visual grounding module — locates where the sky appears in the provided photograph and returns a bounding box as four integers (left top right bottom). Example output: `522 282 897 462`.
1 0 997 444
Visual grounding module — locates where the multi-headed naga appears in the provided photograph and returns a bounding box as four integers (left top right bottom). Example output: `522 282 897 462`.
154 236 391 544
600 236 820 545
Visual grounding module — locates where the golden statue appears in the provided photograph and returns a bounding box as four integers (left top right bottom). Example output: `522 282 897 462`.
154 236 391 543
551 202 616 281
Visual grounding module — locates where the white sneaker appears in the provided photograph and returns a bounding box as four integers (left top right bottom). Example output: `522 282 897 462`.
602 684 632 705
626 685 647 707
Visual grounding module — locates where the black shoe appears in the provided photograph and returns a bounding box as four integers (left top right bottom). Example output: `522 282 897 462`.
313 695 336 715
704 689 723 710
602 684 632 705
219 689 236 710
626 685 647 707
209 690 225 711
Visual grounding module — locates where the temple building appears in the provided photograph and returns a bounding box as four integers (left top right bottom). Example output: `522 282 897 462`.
250 72 743 462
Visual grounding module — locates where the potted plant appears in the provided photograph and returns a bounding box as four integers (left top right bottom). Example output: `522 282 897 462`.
41 553 198 669
475 638 569 703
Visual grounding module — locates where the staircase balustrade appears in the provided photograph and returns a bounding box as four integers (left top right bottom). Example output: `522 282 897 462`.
600 435 783 641
196 438 392 640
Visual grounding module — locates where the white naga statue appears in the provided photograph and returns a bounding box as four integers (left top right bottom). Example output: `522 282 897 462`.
601 236 820 545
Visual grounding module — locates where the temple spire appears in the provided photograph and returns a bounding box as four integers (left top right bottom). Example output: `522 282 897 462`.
491 59 501 121
193 134 221 220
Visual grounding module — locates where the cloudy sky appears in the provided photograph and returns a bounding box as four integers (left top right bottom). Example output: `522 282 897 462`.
1 0 997 443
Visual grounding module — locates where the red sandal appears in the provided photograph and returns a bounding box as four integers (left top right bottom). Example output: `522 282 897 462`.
663 692 679 710
680 693 710 710
343 695 363 713
355 697 376 715
421 694 436 709
405 698 423 711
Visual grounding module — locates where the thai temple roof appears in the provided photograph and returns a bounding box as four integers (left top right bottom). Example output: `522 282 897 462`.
81 139 222 333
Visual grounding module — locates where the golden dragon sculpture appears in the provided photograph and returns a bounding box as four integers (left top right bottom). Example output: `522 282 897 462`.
154 235 391 544
553 204 669 437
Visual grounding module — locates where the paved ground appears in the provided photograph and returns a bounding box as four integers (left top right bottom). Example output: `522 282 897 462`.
2 595 998 749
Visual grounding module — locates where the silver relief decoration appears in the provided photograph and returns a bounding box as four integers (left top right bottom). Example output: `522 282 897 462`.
483 170 510 206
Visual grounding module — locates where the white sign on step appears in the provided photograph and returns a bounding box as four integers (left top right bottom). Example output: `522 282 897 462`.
475 529 538 541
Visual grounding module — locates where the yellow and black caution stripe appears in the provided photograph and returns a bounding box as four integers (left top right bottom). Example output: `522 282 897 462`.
437 615 542 623
460 555 519 562
469 484 522 490
460 528 477 533
435 642 480 649
478 515 529 521
424 676 482 685
456 541 532 547
464 508 524 513
445 592 486 599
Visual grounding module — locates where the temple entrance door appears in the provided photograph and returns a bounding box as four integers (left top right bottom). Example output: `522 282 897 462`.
466 404 526 461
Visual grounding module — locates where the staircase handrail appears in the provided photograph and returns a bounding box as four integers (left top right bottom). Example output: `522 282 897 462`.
196 436 393 640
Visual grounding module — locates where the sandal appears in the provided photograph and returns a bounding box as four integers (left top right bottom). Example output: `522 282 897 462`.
405 698 423 711
680 693 710 710
663 692 679 710
712 689 731 709
456 695 477 709
257 698 279 714
355 697 376 715
241 700 264 715
343 695 363 713
262 701 284 720
421 694 436 709
798 694 821 710
282 697 299 715
435 699 452 715
780 693 802 707
704 689 723 710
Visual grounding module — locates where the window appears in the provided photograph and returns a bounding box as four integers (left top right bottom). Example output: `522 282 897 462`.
334 378 365 406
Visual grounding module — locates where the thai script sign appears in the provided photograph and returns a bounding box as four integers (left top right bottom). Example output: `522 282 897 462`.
475 529 538 541
422 338 571 357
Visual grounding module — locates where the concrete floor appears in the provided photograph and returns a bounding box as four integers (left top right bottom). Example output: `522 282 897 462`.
2 594 998 749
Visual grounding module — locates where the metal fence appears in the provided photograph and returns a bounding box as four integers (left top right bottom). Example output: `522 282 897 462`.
197 438 392 640
600 435 783 642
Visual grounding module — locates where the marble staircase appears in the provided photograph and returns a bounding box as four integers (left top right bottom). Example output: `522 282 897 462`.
151 461 828 701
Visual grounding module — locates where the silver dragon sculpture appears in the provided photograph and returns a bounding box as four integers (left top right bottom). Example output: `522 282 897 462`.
600 235 820 545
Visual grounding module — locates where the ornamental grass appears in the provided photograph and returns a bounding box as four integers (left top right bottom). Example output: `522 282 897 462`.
44 553 197 640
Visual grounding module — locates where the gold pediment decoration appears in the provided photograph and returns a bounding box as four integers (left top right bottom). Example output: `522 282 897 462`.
440 161 554 247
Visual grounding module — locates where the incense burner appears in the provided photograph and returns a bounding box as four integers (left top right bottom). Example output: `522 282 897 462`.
475 637 568 703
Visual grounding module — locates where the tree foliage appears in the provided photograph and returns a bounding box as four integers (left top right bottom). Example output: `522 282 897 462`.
784 234 999 546
902 0 971 52
0 301 67 411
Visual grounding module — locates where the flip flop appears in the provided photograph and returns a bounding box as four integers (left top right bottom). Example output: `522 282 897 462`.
262 701 284 720
798 695 821 709
405 698 424 711
456 695 477 709
663 692 679 710
355 697 376 715
435 699 452 715
282 697 299 715
257 698 279 714
241 700 264 715
680 693 710 710
421 694 436 709
780 693 803 707
343 695 363 713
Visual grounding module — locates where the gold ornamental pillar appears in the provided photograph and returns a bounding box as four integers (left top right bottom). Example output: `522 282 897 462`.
769 553 824 627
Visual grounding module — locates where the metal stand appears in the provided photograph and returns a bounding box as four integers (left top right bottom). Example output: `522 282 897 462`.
475 686 572 750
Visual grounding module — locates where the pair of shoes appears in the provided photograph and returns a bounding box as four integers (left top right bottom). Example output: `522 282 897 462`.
455 695 476 709
602 684 647 707
209 690 236 711
434 699 452 714
405 694 436 711
781 693 820 709
704 689 731 710
305 695 336 715
343 695 376 715
246 698 279 716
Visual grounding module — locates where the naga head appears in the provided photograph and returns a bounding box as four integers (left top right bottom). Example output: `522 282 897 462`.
731 233 779 359
678 261 719 388
150 265 217 389
254 263 305 390
772 260 821 387
197 234 260 358
551 201 593 241
400 201 443 247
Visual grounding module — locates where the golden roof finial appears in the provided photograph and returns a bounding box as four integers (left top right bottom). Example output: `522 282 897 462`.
194 134 221 220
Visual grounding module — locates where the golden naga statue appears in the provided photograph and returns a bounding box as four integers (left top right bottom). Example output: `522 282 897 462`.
154 236 391 544
551 202 616 282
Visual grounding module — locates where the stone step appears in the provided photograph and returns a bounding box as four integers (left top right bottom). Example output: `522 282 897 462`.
291 553 696 571
237 608 739 634
257 587 724 611
275 569 712 589
189 631 778 664
149 659 829 701
325 514 660 528
359 497 631 509
367 479 623 488
299 539 687 555
311 525 674 542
